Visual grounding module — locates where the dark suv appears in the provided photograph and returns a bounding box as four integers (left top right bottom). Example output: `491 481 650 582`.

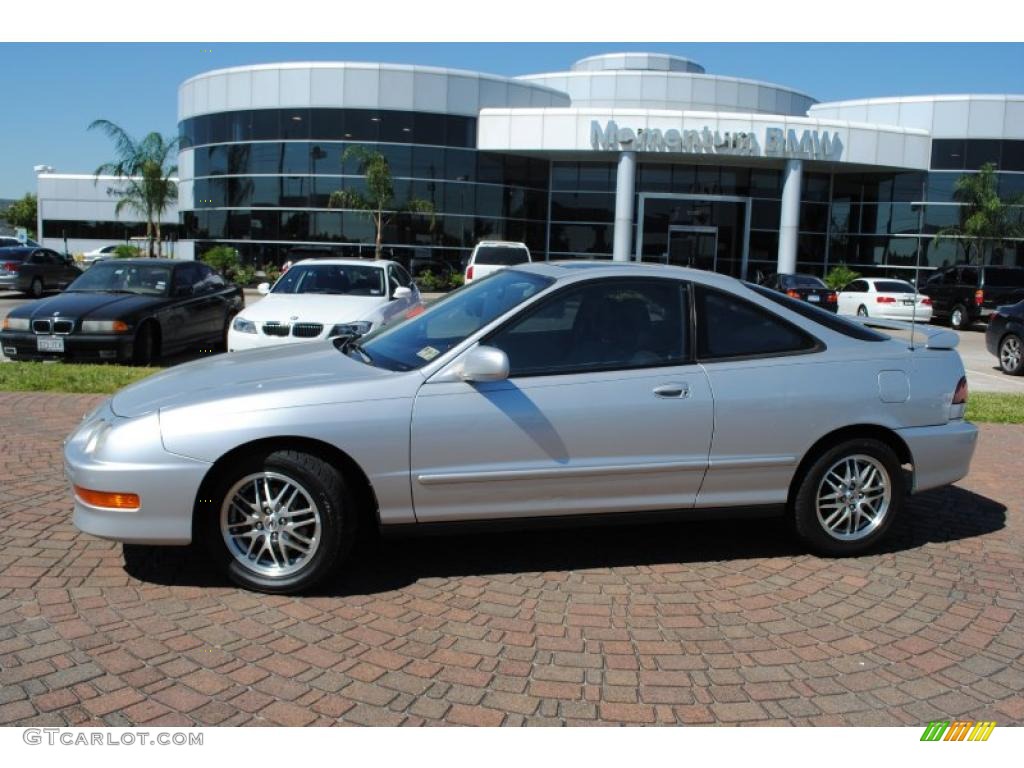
921 265 1024 330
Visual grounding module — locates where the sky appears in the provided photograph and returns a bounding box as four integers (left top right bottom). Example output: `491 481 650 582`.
1 42 1022 198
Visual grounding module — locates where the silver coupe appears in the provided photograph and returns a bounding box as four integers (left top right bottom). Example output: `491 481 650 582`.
65 263 978 593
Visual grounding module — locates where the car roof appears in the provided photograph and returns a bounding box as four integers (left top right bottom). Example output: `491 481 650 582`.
291 258 390 268
510 260 747 292
474 241 529 248
92 258 181 266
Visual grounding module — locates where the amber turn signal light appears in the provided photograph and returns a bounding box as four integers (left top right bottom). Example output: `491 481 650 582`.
74 486 140 510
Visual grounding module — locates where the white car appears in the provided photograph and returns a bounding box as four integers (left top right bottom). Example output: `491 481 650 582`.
464 241 531 283
82 245 120 265
228 258 422 352
838 277 933 322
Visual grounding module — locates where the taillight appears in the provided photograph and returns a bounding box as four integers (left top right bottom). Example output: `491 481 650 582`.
786 289 800 298
952 376 968 406
827 293 837 303
2 261 17 273
876 296 896 304
466 265 474 281
975 289 984 306
921 297 932 306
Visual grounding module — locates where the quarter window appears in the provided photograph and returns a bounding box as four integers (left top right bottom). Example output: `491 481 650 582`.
696 286 818 360
487 279 688 377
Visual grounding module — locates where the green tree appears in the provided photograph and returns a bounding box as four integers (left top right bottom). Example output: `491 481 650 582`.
933 162 1024 264
1 193 38 237
328 146 434 259
89 120 179 258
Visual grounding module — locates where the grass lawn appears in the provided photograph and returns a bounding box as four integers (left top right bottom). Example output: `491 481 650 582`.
0 362 158 394
0 361 1022 423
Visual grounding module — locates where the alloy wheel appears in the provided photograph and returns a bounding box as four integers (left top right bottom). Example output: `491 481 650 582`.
951 308 964 328
815 454 892 541
1001 335 1022 373
220 472 322 577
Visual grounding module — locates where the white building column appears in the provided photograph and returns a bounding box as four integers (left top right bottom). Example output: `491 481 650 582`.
777 159 803 274
612 151 636 262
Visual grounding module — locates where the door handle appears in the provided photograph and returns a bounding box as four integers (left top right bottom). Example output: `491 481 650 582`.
653 383 689 399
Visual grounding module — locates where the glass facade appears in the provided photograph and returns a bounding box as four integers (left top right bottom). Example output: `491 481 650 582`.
180 108 549 269
41 220 182 240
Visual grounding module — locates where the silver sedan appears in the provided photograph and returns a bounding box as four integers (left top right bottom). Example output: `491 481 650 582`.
65 263 979 593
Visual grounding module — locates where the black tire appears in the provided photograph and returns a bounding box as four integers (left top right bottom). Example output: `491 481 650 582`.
950 304 970 331
29 277 43 298
201 449 354 594
792 438 904 557
999 333 1024 375
131 322 159 365
856 305 869 317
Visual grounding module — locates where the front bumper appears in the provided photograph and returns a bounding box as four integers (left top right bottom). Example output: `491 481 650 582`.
227 327 329 352
65 403 211 545
898 420 978 494
1 330 135 362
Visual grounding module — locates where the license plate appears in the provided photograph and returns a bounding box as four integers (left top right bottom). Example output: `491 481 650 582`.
808 294 820 302
903 299 915 305
37 336 64 353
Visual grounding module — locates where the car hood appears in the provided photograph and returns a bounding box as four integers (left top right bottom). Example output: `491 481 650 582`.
239 293 385 324
12 291 161 320
110 341 396 418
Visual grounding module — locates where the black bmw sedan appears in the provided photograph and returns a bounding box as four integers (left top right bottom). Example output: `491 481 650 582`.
0 259 243 364
986 299 1024 375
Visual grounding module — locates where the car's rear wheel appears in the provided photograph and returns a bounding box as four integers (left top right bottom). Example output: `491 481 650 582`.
29 277 43 298
1000 333 1024 375
857 305 869 317
950 304 970 330
204 450 354 593
792 438 904 556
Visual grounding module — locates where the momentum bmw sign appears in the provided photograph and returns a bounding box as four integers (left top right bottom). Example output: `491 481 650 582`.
590 119 844 161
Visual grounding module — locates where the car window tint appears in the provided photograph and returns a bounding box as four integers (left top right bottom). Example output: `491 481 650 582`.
488 279 688 377
984 267 1024 287
698 286 819 360
873 280 916 293
474 246 530 266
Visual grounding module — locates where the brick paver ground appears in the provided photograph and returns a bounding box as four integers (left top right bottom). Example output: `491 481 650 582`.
1 390 1022 726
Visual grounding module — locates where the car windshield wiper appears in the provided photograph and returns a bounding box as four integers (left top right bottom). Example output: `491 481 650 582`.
339 335 375 366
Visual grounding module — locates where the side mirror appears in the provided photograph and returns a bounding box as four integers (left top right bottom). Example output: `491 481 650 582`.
257 282 271 295
393 286 412 300
459 345 509 383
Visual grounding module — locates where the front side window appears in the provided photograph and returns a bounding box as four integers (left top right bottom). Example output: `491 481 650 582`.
697 286 819 360
487 279 688 377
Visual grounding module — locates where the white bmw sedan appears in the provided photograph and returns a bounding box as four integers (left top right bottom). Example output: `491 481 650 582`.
66 262 976 594
227 258 422 351
837 277 933 322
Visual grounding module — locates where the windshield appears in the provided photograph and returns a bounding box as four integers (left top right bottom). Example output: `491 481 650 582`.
474 246 530 266
984 267 1024 288
357 269 553 371
272 263 385 296
67 262 171 296
873 280 916 293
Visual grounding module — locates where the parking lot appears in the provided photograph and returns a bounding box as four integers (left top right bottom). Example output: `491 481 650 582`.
0 391 1022 726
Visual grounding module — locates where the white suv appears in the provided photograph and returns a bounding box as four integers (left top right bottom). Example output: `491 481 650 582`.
464 241 531 283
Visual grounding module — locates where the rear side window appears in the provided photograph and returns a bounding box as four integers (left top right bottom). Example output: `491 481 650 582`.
748 284 889 341
474 246 530 266
696 286 819 360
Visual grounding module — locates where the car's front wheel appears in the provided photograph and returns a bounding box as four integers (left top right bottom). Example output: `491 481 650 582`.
1000 333 1024 375
203 450 354 593
792 438 904 556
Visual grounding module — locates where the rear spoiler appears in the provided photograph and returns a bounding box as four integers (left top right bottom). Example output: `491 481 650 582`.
847 316 959 350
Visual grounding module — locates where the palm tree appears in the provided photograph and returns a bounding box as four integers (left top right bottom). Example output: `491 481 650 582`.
934 162 1024 265
328 146 434 259
89 120 179 258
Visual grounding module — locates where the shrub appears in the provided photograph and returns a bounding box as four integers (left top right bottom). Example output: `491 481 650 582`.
113 245 143 259
200 246 255 287
824 263 861 291
416 269 441 292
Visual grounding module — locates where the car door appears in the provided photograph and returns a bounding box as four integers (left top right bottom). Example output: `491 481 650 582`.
838 280 860 315
409 277 715 522
164 263 218 348
692 285 826 508
191 262 232 341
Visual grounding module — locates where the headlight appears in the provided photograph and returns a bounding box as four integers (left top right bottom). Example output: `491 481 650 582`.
329 320 373 338
81 320 129 333
233 316 257 334
2 317 29 331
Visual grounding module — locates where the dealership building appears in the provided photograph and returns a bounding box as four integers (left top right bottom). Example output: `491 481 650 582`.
37 52 1024 280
